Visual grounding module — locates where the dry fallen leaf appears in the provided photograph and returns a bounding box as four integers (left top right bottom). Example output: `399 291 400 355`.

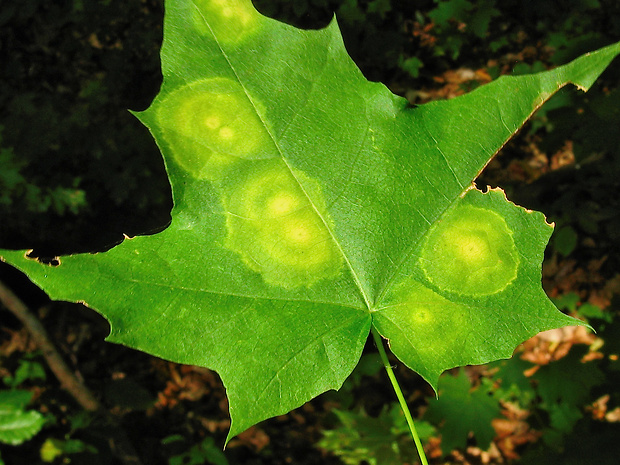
155 363 217 408
228 426 270 452
520 325 597 366
493 418 541 460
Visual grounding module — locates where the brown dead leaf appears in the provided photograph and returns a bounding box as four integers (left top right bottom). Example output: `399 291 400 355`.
589 394 610 420
604 274 620 295
588 290 611 311
492 404 541 460
606 407 620 422
199 417 230 433
228 426 270 452
587 271 620 310
524 141 549 179
520 326 596 365
588 395 620 422
86 33 123 50
466 444 500 464
550 140 575 170
474 68 492 82
500 402 530 421
485 442 504 463
581 350 605 363
545 258 583 293
588 256 608 274
449 448 466 463
154 363 216 409
411 21 437 48
409 67 493 103
88 33 103 49
493 417 541 460
543 256 607 300
425 436 443 460
0 327 37 355
547 256 609 298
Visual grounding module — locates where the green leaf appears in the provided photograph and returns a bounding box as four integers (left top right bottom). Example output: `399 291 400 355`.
40 438 98 463
533 348 604 437
429 0 473 26
318 405 426 465
534 350 604 409
1 0 619 441
547 402 583 434
0 406 45 446
553 225 578 256
9 359 46 388
486 357 536 405
368 0 392 18
168 437 228 465
425 369 500 454
399 56 424 78
0 390 33 412
0 390 46 446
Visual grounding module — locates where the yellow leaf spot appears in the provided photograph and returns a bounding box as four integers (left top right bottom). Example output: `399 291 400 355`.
418 205 519 296
204 116 220 129
218 127 234 140
192 0 259 44
378 281 470 358
267 193 299 216
156 78 275 180
223 161 342 288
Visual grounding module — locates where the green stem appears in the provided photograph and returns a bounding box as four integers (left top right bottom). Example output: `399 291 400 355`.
371 326 429 465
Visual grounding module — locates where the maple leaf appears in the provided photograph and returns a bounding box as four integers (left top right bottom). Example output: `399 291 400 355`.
2 0 619 440
425 369 500 453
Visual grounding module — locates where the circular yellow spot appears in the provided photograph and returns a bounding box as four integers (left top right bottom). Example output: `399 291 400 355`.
377 281 471 361
191 0 259 44
411 306 434 326
454 231 491 262
267 193 298 216
224 162 342 288
285 223 312 244
218 127 234 140
238 10 253 27
419 205 519 296
156 78 274 180
204 116 220 129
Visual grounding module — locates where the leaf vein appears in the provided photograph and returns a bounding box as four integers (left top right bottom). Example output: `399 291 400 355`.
255 312 363 404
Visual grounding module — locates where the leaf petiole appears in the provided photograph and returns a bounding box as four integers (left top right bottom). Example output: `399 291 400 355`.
371 326 429 465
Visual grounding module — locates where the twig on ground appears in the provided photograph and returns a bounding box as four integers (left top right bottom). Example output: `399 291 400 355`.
0 278 143 465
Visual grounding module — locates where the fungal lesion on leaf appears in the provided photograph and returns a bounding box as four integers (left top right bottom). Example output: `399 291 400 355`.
418 205 519 297
155 75 343 289
191 0 259 43
222 160 343 289
156 78 275 181
377 280 470 358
